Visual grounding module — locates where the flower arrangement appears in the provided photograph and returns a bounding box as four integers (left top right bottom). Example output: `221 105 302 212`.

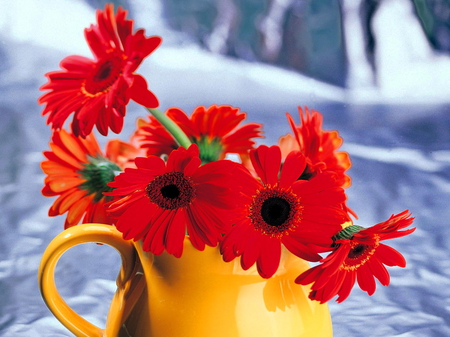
39 4 415 304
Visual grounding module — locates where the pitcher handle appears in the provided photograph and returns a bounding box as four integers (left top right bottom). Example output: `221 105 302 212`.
38 224 137 337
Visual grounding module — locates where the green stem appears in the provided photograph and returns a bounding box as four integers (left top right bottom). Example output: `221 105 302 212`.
146 108 192 149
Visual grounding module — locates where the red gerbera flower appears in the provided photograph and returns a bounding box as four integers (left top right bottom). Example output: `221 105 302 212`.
106 144 244 258
284 106 351 187
295 210 415 303
219 145 349 279
39 4 161 138
134 105 263 163
41 129 139 228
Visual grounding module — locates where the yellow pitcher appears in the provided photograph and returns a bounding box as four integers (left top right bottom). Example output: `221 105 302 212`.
38 224 333 337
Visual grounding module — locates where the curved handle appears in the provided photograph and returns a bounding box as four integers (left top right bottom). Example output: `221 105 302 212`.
38 224 137 337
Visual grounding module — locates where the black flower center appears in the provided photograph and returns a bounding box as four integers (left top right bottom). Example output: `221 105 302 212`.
249 188 301 237
83 55 123 95
348 244 368 259
341 236 380 270
94 61 113 82
261 197 291 227
160 184 180 199
145 172 195 210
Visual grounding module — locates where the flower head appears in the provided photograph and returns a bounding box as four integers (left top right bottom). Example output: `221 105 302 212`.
134 105 263 163
295 211 415 303
41 129 138 228
219 145 349 278
106 144 245 258
284 107 351 187
39 4 161 137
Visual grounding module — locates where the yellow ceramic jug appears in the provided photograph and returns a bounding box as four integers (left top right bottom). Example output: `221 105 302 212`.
38 224 333 337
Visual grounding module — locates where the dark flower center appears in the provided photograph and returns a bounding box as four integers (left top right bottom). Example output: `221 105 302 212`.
79 156 121 202
94 61 114 82
160 184 180 199
249 188 301 237
145 172 195 210
83 55 123 95
261 197 291 227
341 236 380 270
348 244 368 259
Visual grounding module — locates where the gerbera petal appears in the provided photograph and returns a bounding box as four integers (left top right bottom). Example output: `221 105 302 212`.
333 272 354 303
256 237 281 278
189 199 230 235
317 270 346 303
376 244 407 267
282 235 322 262
264 146 282 186
83 198 111 225
142 209 174 255
285 107 352 193
124 34 162 71
167 107 199 138
49 143 85 170
134 156 165 173
240 231 264 270
58 129 93 162
356 263 377 296
48 177 84 193
221 123 263 155
279 150 306 188
164 209 187 258
368 258 391 286
185 209 210 250
295 265 323 286
114 198 154 240
66 195 94 226
42 166 80 181
73 96 104 136
249 145 269 182
108 107 125 135
50 189 86 215
60 55 94 72
220 222 253 262
128 74 159 108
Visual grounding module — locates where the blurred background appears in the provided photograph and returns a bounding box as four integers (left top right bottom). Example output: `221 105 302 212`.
1 0 450 336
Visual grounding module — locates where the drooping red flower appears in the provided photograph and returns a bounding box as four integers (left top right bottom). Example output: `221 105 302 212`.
284 107 351 187
106 144 245 258
41 129 139 228
133 105 263 163
219 145 349 279
39 4 161 138
295 210 415 303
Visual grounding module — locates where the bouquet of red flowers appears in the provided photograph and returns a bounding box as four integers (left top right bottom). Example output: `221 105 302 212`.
39 4 415 304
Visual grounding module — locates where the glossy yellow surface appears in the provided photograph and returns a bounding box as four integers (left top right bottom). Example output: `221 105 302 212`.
38 224 333 337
